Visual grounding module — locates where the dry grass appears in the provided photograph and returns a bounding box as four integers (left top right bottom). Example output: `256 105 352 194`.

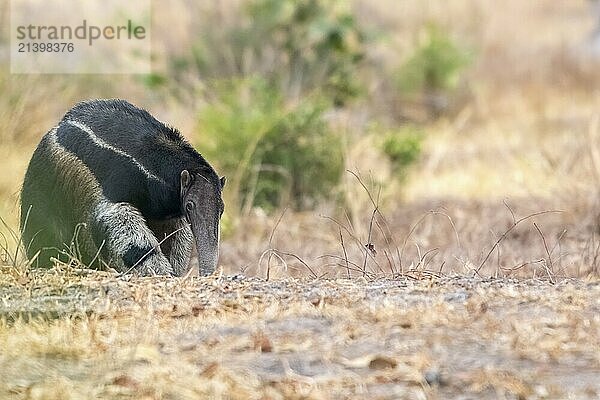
206 0 600 280
4 0 599 277
0 266 598 399
2 2 600 398
220 183 600 280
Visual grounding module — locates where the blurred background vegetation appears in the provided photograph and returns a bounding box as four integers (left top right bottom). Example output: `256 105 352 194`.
160 0 471 215
2 0 600 277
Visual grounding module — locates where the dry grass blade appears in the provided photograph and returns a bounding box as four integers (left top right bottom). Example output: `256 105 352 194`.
338 228 351 278
122 226 187 276
476 209 563 275
533 222 555 284
400 210 460 272
346 169 382 276
259 248 317 279
269 207 288 246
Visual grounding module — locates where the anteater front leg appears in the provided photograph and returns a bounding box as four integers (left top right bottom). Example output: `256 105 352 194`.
148 218 193 277
91 201 174 276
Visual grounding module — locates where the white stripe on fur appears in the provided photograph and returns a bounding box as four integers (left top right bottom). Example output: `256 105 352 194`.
64 119 165 183
47 126 59 144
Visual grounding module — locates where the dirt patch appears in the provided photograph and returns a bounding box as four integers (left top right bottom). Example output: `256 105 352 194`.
0 267 598 399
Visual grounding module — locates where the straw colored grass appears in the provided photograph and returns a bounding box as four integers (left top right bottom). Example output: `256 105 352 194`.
0 267 598 399
1 2 600 398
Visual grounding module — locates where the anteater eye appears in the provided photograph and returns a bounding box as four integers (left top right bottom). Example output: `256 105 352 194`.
186 202 194 212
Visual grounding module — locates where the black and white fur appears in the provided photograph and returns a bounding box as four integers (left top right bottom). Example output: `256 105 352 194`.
20 99 225 276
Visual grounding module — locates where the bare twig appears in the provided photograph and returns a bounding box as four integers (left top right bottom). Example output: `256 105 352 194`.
347 170 381 277
476 209 562 274
533 222 555 284
346 169 377 208
269 208 288 247
320 262 378 279
0 214 22 266
400 209 460 272
362 207 378 276
383 249 395 275
14 205 32 266
503 199 516 225
500 259 544 273
374 218 396 275
549 228 567 260
438 261 446 274
415 248 439 271
259 249 287 281
277 250 317 279
259 249 317 279
339 228 350 278
321 214 385 274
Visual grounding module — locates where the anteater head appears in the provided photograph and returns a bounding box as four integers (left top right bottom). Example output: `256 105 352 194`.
180 169 226 276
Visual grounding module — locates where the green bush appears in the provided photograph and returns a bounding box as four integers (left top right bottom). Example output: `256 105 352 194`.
248 0 366 105
180 0 366 106
381 127 422 176
397 24 470 93
183 0 368 213
198 78 343 212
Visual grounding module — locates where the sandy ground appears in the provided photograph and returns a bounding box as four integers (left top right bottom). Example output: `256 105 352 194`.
0 267 598 400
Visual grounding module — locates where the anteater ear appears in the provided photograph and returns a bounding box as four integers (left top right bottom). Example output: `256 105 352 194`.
180 170 191 191
220 176 227 188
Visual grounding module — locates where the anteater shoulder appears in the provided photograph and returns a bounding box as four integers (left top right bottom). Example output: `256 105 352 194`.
64 99 183 141
61 99 218 181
